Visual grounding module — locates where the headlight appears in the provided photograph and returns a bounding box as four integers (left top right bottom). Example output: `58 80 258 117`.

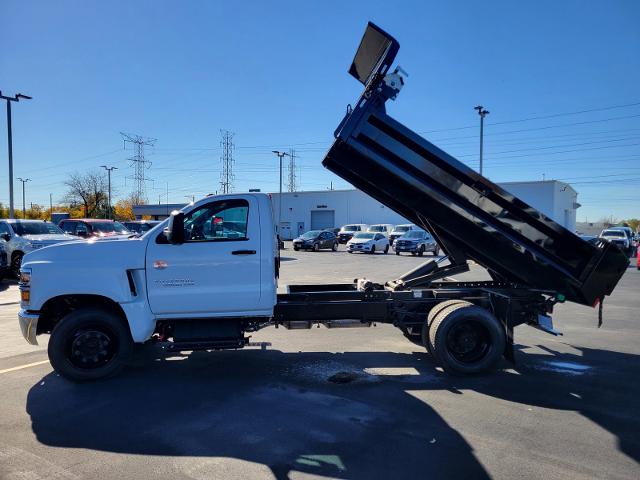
19 268 31 285
19 268 31 304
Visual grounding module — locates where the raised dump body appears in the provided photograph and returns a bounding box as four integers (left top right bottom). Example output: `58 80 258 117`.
322 23 628 306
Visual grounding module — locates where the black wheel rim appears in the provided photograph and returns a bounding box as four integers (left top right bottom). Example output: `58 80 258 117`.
446 320 491 364
67 326 118 369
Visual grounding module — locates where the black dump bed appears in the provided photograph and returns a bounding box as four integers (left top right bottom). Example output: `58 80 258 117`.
322 23 628 306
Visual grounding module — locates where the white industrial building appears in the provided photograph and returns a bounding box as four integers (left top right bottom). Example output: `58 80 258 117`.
134 180 580 241
270 180 579 240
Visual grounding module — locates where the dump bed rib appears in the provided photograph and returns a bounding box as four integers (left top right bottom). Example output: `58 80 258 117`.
321 22 628 306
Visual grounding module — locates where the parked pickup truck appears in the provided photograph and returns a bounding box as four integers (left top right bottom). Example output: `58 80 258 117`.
18 23 628 382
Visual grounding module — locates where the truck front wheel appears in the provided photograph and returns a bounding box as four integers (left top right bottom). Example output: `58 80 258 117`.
48 308 133 382
428 303 505 375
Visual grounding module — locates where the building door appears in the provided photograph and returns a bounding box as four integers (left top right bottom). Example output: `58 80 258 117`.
311 210 335 230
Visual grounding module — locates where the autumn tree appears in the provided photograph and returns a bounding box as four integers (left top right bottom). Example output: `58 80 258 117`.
63 171 108 218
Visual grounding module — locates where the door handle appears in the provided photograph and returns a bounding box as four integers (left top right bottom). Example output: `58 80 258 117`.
232 250 256 255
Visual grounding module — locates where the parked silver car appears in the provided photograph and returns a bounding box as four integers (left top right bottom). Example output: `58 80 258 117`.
0 219 78 277
393 229 439 256
0 242 8 281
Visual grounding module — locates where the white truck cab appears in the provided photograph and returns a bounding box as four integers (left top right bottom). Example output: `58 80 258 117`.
18 193 277 380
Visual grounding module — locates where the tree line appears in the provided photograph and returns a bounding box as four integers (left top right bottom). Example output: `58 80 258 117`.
0 170 142 221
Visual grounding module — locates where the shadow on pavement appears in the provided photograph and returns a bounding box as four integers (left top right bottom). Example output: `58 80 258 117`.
26 345 640 478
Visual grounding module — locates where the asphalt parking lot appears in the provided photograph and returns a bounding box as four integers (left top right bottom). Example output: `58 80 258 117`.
1 244 639 479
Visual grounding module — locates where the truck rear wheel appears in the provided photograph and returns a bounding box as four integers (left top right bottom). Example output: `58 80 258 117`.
428 303 505 375
48 308 133 382
422 300 471 355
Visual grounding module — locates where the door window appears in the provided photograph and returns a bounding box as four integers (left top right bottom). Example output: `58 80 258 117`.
183 199 249 242
0 222 11 236
60 221 75 234
75 223 88 237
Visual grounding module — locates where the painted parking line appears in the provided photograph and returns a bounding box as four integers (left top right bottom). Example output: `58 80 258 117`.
0 359 50 375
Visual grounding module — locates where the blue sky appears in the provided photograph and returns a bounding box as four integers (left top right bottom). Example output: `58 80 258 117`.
1 0 639 221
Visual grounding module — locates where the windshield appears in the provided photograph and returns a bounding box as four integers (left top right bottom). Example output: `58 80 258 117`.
392 225 411 233
91 222 130 234
353 232 375 239
404 231 425 239
301 230 321 239
601 230 625 238
368 226 386 232
13 222 64 236
341 225 360 232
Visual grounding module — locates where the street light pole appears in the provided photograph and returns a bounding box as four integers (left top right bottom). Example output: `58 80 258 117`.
1 91 32 218
474 105 489 176
16 177 30 218
272 150 290 236
100 165 117 219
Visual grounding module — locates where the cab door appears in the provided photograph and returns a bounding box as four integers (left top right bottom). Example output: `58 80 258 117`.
145 197 262 316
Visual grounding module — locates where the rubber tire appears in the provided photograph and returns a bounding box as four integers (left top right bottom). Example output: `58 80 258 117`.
429 303 505 375
370 245 375 254
293 247 299 251
395 251 400 256
384 245 389 254
48 308 133 382
418 245 425 257
422 300 471 356
11 252 23 279
348 250 353 254
332 242 338 251
313 243 319 252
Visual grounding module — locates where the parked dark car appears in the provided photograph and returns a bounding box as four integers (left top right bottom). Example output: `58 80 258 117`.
324 227 341 236
59 219 131 238
394 229 439 256
293 230 338 251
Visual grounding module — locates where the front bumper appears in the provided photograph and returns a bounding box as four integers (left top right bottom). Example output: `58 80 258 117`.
18 310 39 345
394 245 418 252
347 243 370 252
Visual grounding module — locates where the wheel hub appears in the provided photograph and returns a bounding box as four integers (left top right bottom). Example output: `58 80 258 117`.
69 330 115 368
446 321 490 363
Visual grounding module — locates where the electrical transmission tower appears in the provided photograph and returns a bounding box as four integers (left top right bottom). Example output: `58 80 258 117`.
287 148 297 192
220 130 235 194
121 132 156 204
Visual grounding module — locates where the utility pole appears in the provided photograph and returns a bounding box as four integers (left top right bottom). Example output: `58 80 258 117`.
121 132 156 205
49 193 53 220
287 148 297 192
220 130 235 194
272 150 290 235
474 105 489 176
100 165 117 219
1 91 32 219
16 177 30 218
184 195 195 203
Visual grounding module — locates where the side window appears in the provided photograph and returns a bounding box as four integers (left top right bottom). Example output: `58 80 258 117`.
319 232 328 240
60 222 75 234
183 199 249 242
75 223 88 236
375 234 382 240
0 222 11 236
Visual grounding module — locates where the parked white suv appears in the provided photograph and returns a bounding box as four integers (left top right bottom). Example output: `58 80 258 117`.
389 224 415 246
367 224 394 236
337 224 369 244
599 229 630 254
0 219 77 277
